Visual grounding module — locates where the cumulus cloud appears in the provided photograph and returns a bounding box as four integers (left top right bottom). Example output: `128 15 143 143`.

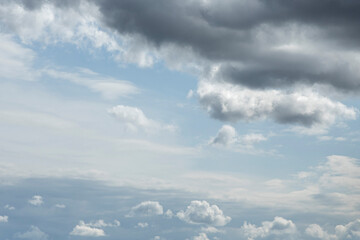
164 209 174 218
199 81 357 134
201 226 221 233
192 233 209 240
108 105 177 133
306 219 360 240
239 216 297 240
209 125 267 149
210 125 237 146
28 195 43 206
15 226 48 240
177 200 231 226
4 204 15 210
137 222 149 228
83 219 120 228
70 221 106 237
0 215 8 222
127 201 164 217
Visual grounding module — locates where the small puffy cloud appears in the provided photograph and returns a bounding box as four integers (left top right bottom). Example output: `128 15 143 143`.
70 221 106 237
209 125 267 149
305 224 329 239
177 200 231 226
55 204 66 208
192 233 209 240
164 209 174 218
198 81 357 135
241 133 267 145
201 226 221 233
0 215 8 222
239 216 297 240
210 125 237 146
127 201 164 217
335 219 360 240
187 89 194 99
306 219 360 240
137 222 149 228
28 195 43 206
152 236 165 240
80 219 120 228
108 105 177 133
15 226 48 240
4 204 15 210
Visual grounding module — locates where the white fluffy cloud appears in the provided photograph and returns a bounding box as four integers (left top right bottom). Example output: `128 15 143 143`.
306 219 360 240
239 216 297 240
108 105 177 133
127 201 164 217
209 125 267 148
4 204 15 210
28 195 43 206
137 222 149 228
84 219 120 228
70 221 106 237
210 125 237 146
198 81 357 135
192 233 210 240
177 200 231 226
0 215 8 222
15 226 48 240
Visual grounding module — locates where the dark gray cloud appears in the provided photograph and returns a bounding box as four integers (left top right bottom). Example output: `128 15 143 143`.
94 0 360 91
5 0 360 91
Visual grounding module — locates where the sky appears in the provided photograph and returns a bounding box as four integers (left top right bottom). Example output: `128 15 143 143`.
0 0 359 239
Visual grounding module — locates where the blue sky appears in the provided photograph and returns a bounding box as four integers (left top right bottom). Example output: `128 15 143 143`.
0 0 359 239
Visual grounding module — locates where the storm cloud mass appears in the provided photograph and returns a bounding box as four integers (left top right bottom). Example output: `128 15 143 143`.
4 0 359 129
95 0 360 91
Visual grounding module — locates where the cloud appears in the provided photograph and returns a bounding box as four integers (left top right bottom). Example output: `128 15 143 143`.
0 34 39 81
4 204 15 210
0 215 8 222
177 200 231 226
306 224 331 240
108 105 177 133
84 219 120 228
137 222 149 228
15 226 48 240
201 226 221 233
164 209 174 218
93 0 360 92
127 201 164 217
306 219 360 240
209 125 267 149
239 216 297 240
199 81 357 134
192 233 209 240
317 155 360 192
1 0 359 131
44 68 139 99
55 204 66 208
70 221 106 237
28 195 43 206
210 125 237 146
